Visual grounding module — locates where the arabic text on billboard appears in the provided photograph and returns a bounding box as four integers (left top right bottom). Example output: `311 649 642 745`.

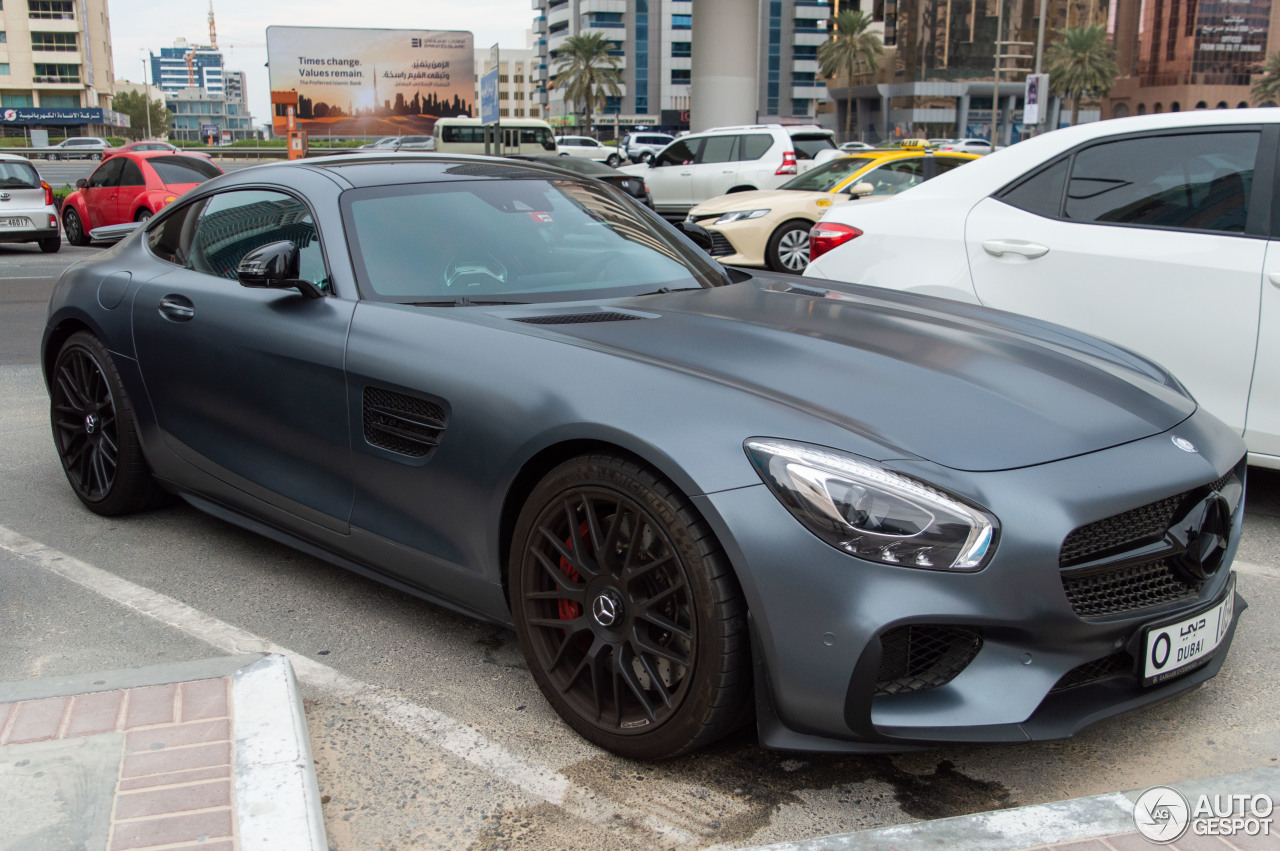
267 26 475 137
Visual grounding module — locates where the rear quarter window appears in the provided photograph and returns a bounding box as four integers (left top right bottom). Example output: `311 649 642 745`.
792 134 836 160
148 156 222 184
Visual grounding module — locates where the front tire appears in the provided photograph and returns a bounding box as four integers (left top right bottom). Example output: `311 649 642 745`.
47 153 59 161
510 454 751 759
63 208 88 246
50 332 165 515
766 219 813 273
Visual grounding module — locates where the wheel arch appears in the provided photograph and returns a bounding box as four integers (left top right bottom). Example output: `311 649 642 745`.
727 185 757 194
42 317 95 391
496 435 735 609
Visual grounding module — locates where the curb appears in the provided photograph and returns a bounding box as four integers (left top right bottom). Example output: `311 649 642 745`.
0 653 327 851
741 764 1280 850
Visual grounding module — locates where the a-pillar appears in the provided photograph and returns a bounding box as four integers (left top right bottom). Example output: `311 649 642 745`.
691 0 759 131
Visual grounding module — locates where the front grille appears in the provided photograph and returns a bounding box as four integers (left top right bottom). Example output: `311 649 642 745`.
514 312 642 325
708 232 735 257
1050 652 1135 693
363 387 447 457
874 625 982 698
1062 560 1199 617
1060 495 1182 566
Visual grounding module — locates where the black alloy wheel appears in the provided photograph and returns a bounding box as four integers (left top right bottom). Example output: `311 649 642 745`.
511 454 751 759
51 332 164 515
135 209 153 223
63 208 88 246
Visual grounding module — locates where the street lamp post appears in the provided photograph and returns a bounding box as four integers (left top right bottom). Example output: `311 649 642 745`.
140 56 153 139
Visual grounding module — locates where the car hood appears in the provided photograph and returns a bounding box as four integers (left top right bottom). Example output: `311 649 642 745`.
689 189 829 217
501 279 1195 472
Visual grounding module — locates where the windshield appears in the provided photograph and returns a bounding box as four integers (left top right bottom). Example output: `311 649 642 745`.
343 177 727 303
148 156 222 184
778 157 874 192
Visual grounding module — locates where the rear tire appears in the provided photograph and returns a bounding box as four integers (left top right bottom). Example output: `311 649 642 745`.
510 453 751 759
606 153 621 167
50 332 165 515
134 209 152 223
766 219 813 273
63 208 89 246
91 152 102 161
638 151 653 163
38 233 61 253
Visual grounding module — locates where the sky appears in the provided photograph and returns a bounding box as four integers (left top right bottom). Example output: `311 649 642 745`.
107 0 536 133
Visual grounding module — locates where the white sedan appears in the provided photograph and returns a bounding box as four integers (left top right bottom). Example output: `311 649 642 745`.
805 108 1280 469
554 135 619 165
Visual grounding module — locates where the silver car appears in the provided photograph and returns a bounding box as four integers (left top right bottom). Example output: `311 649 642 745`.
45 137 112 161
0 154 61 252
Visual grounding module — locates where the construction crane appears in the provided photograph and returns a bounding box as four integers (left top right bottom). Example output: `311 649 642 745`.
208 0 217 49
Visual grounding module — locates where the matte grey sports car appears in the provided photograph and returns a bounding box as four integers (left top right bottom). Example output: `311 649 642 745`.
43 154 1248 759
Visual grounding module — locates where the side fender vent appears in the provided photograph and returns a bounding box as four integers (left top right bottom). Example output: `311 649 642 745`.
363 387 447 457
514 312 643 325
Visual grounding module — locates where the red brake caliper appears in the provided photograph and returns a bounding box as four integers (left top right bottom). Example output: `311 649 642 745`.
557 521 590 621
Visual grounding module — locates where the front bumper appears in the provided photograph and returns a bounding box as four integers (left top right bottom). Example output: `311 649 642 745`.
693 406 1249 752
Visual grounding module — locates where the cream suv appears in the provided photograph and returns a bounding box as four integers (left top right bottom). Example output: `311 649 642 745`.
620 124 835 219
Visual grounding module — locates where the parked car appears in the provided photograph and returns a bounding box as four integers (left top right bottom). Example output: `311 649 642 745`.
939 137 994 155
44 152 1247 759
619 124 837 219
59 152 223 245
106 141 213 160
554 135 617 165
620 131 675 163
45 137 112 161
358 136 401 150
806 108 1280 469
838 141 875 152
0 153 61 252
507 153 653 207
687 150 979 272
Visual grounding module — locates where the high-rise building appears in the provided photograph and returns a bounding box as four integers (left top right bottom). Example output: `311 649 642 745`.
530 0 832 135
1107 0 1280 117
151 39 225 97
0 0 123 138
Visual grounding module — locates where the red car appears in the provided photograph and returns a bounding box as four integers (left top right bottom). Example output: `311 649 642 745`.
61 152 223 246
104 141 213 160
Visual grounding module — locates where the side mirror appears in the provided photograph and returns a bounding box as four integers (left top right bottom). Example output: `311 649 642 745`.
236 241 323 299
75 178 88 189
675 220 715 253
847 182 874 197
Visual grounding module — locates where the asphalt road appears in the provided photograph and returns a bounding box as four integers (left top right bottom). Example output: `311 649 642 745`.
1 253 1278 850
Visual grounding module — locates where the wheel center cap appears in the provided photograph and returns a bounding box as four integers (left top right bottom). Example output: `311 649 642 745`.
591 589 624 628
84 413 98 434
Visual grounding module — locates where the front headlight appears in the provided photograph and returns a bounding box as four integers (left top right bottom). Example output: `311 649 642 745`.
716 209 770 224
745 439 997 571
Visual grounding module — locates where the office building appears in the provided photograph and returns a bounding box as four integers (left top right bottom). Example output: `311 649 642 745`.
530 0 833 135
151 39 224 97
0 0 124 137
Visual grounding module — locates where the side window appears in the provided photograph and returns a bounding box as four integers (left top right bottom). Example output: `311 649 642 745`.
698 135 737 164
186 190 329 290
865 160 925 195
118 160 145 187
740 134 774 160
999 158 1069 219
932 157 970 176
1063 131 1258 234
146 199 206 266
655 138 698 167
86 158 123 189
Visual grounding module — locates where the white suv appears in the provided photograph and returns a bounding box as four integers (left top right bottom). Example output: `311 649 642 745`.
620 124 835 218
621 132 676 164
554 135 616 165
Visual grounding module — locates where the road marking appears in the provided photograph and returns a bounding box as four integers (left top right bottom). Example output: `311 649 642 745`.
0 523 696 846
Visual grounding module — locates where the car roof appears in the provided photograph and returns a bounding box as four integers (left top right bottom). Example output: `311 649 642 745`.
229 153 595 190
0 153 39 164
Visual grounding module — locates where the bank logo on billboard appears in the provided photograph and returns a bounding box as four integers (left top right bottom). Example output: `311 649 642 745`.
267 26 475 137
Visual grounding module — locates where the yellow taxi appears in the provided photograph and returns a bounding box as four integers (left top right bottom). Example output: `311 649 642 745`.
686 147 980 273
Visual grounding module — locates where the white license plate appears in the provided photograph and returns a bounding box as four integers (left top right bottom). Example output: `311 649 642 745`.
0 217 31 228
1142 574 1235 686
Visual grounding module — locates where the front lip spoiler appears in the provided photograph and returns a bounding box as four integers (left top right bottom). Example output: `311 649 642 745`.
748 590 1248 754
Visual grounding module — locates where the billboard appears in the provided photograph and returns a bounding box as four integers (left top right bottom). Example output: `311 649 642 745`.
266 26 475 137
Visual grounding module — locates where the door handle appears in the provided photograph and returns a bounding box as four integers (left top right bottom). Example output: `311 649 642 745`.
1268 271 1280 288
982 239 1049 259
158 295 195 321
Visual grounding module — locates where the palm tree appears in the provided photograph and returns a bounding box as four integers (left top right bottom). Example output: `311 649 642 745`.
1252 51 1280 104
818 9 885 143
1046 24 1119 127
550 32 622 136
